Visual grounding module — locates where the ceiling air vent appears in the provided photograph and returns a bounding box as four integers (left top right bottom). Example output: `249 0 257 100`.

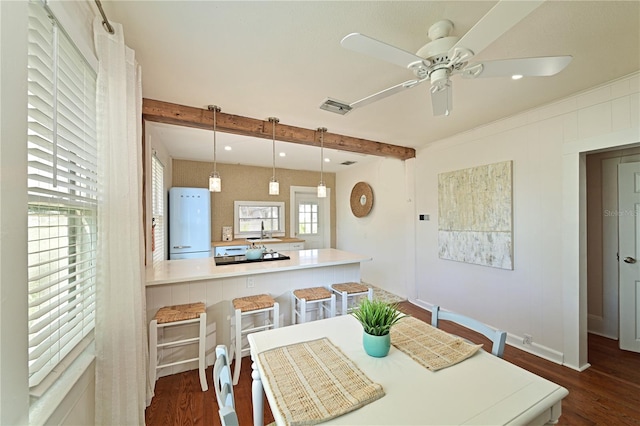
341 160 357 166
319 98 352 115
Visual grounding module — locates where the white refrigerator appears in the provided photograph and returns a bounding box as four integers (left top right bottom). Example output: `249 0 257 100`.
169 187 211 259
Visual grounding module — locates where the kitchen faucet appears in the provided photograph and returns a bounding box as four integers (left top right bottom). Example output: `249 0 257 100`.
261 221 266 239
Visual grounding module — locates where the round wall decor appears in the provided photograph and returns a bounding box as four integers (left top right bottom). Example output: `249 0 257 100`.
350 182 374 217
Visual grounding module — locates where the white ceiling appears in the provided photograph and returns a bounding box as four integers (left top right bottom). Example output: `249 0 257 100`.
104 1 639 172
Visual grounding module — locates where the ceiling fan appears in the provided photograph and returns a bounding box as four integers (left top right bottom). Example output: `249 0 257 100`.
320 0 572 117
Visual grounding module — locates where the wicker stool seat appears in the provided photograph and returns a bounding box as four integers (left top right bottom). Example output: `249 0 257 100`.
230 294 279 385
330 282 373 315
155 302 205 323
292 286 336 325
149 302 208 392
233 294 277 312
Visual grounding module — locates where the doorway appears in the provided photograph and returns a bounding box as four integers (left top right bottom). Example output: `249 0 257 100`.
289 186 331 249
585 147 640 354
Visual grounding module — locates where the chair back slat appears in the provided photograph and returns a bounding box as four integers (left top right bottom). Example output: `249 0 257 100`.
431 305 507 358
213 345 240 426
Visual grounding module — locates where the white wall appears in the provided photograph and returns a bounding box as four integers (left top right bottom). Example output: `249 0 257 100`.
413 73 639 369
0 1 98 424
336 157 416 299
0 1 30 424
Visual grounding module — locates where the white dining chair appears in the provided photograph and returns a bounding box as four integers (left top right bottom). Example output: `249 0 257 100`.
213 345 239 426
431 305 507 358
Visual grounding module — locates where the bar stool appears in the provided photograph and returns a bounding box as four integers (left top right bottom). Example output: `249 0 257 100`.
330 282 374 315
230 294 279 385
291 286 336 324
149 302 208 392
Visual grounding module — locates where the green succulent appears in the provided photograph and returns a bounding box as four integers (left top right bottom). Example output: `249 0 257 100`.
351 299 406 336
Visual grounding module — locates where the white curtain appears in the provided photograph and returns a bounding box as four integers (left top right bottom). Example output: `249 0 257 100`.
93 17 151 424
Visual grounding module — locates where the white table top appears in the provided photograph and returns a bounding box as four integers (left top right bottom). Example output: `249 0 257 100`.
248 315 568 425
146 248 371 286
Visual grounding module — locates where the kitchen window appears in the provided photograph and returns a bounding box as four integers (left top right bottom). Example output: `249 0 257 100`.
151 153 165 263
234 201 285 239
27 1 97 388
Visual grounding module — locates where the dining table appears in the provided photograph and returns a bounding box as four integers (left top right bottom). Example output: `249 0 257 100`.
248 314 569 426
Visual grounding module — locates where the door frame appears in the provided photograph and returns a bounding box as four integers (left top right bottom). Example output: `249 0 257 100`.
571 133 640 371
289 185 331 248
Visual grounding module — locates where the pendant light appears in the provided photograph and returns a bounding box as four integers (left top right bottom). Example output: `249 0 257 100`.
317 127 327 198
208 105 221 192
268 117 279 195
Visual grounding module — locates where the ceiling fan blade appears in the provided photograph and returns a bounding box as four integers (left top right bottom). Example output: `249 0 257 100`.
341 33 427 69
430 83 452 116
350 78 427 110
461 56 573 79
449 0 545 63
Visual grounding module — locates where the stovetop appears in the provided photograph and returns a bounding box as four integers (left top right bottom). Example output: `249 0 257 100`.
214 251 291 266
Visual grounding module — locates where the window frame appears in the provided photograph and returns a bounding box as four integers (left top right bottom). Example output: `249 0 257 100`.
26 0 98 390
234 200 285 239
151 153 165 264
297 201 319 236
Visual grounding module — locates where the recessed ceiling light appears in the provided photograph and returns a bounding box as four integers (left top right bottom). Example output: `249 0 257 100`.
224 146 232 151
511 74 523 80
279 152 286 157
324 158 330 163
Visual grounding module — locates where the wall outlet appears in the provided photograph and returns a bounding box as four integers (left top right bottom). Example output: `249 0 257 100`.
523 334 533 345
246 277 255 288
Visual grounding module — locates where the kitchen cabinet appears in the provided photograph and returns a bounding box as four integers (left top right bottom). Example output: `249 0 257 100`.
263 242 305 252
213 240 305 256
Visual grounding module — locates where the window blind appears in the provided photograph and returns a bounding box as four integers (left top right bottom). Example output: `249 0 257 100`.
152 154 165 264
27 1 98 388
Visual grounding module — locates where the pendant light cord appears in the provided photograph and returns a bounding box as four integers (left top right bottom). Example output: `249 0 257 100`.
208 105 221 173
269 117 279 179
318 127 327 183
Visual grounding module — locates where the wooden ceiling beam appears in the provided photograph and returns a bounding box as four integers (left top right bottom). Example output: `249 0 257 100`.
142 98 416 161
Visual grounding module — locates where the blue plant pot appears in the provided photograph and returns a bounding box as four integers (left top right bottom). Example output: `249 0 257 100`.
362 332 391 357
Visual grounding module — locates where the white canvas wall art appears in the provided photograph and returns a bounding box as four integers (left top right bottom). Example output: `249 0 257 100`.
438 160 513 270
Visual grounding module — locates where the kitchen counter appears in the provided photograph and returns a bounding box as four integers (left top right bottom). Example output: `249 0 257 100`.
145 248 371 379
146 248 371 286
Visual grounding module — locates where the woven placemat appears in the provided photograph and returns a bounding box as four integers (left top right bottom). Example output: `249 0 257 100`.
391 316 482 371
258 338 385 425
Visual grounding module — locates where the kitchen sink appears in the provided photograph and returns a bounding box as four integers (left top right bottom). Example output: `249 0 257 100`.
246 238 281 242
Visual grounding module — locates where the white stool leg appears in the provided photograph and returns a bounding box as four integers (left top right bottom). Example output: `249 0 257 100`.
341 291 348 315
300 298 307 323
273 302 279 329
198 312 208 391
367 287 374 301
149 319 158 391
232 308 242 385
291 292 297 325
329 294 336 318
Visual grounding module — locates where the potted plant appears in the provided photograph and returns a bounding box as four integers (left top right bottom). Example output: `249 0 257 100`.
351 299 406 357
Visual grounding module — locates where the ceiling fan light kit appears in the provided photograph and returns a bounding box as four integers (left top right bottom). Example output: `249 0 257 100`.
321 0 572 118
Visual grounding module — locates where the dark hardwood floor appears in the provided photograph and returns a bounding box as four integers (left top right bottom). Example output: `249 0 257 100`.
146 301 640 425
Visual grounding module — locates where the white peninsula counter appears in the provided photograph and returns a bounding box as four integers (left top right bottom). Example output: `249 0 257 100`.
146 248 371 286
145 249 371 376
